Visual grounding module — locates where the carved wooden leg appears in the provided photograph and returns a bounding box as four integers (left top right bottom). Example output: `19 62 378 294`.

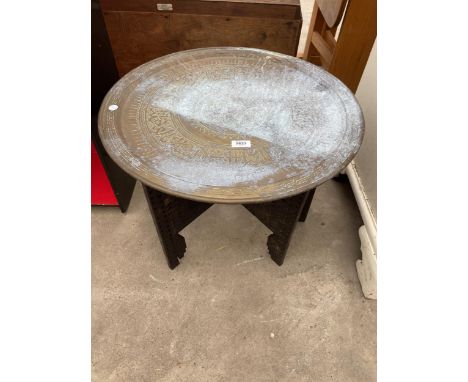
298 188 316 222
243 192 309 266
143 185 212 269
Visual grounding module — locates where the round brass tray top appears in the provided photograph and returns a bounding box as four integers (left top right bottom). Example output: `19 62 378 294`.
98 47 364 204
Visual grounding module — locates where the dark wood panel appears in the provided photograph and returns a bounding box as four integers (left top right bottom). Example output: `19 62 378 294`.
101 0 300 19
92 0 119 114
92 0 136 211
104 11 301 76
201 0 300 5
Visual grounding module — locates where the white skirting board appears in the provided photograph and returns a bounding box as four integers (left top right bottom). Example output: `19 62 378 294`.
345 161 377 299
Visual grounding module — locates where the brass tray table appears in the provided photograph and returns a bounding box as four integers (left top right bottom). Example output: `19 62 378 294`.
99 47 364 269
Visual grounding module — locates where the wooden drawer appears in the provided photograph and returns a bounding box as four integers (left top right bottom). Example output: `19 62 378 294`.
101 0 302 76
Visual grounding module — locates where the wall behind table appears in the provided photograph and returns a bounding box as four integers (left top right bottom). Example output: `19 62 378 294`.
350 40 376 299
355 41 377 219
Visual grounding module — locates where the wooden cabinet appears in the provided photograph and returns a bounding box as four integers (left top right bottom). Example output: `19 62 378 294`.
101 0 302 76
92 0 136 211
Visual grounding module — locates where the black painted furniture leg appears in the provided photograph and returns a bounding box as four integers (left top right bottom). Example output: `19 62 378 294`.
243 192 309 266
143 185 212 269
298 189 316 222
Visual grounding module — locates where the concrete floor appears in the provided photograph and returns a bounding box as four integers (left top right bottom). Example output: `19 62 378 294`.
92 179 376 381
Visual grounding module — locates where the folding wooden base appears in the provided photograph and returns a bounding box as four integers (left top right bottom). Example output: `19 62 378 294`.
143 185 316 269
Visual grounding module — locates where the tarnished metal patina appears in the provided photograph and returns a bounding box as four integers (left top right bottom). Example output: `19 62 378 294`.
99 47 364 204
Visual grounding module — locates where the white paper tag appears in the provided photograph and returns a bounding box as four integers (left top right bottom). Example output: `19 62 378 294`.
157 3 173 11
231 140 251 148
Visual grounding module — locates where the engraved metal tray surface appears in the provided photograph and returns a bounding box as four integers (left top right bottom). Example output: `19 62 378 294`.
98 47 364 204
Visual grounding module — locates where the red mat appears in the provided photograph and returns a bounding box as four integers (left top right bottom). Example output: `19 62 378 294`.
91 142 118 205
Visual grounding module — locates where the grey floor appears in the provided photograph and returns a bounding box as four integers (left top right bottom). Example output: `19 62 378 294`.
92 180 376 381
